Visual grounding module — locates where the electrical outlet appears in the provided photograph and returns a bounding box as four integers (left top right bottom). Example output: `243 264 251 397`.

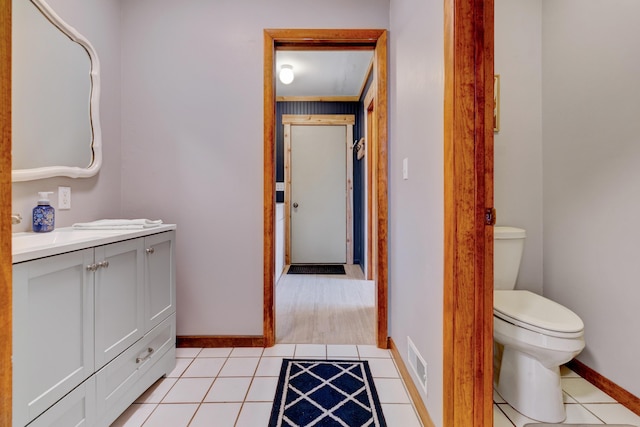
58 186 71 210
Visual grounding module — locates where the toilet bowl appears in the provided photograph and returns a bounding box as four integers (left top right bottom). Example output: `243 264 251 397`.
494 227 585 423
494 290 585 422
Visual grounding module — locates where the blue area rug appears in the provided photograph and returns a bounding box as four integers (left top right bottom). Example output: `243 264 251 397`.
269 359 387 427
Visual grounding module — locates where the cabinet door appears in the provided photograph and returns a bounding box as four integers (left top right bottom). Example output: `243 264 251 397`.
12 249 95 426
144 231 176 331
94 238 144 369
27 376 96 427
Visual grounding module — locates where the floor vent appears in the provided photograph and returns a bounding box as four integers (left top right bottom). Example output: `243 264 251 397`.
407 336 428 394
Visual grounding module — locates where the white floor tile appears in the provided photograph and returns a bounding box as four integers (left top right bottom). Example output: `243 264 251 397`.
175 348 201 358
110 403 156 427
583 403 640 425
230 347 264 357
189 403 242 427
246 377 279 401
373 378 411 404
562 377 617 403
197 347 232 358
327 344 359 358
380 404 422 427
181 357 225 378
367 358 400 378
161 378 214 403
135 378 177 404
235 402 273 427
563 403 604 423
357 345 391 359
497 403 537 427
294 344 327 358
166 358 192 378
141 404 198 427
493 389 506 404
492 404 513 427
255 357 285 376
218 357 260 377
262 344 295 357
204 377 252 402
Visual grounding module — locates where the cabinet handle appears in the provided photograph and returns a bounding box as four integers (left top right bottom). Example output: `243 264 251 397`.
97 261 109 269
146 248 155 254
136 347 154 363
86 264 98 272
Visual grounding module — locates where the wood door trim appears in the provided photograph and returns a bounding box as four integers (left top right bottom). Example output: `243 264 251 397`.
263 29 388 348
282 114 355 126
283 117 355 266
443 0 495 425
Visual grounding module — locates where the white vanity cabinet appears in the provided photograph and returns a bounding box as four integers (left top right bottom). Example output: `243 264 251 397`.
12 249 96 426
12 227 176 427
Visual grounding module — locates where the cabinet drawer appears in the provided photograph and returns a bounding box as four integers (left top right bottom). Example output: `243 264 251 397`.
96 314 175 421
27 376 96 427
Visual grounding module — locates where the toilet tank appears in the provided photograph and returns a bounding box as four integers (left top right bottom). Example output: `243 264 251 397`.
494 226 526 290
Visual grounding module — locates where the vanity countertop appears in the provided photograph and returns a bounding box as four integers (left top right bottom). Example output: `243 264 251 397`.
12 224 177 264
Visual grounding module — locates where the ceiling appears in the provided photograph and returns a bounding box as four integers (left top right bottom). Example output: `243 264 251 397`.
275 50 374 98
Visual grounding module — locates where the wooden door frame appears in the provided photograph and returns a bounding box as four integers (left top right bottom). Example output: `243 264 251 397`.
1 0 11 424
282 115 355 266
364 82 376 281
263 29 388 348
443 0 495 425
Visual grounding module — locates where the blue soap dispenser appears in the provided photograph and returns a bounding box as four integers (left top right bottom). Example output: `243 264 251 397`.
33 191 55 233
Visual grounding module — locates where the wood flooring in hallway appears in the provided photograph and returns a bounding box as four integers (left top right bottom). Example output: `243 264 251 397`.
275 264 376 345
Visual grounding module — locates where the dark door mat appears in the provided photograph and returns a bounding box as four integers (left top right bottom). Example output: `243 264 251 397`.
287 264 346 275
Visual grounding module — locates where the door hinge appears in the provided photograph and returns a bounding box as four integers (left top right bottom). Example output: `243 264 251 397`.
485 208 496 226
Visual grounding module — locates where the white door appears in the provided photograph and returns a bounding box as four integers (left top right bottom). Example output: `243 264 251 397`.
290 125 347 264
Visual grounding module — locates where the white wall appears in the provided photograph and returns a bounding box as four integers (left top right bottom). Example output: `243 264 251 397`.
494 0 544 293
542 0 640 397
11 0 122 231
119 0 390 336
389 0 444 423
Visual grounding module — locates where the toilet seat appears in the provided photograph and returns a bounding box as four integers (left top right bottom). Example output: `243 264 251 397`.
494 290 584 338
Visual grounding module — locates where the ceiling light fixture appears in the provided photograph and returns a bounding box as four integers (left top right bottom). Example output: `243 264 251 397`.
279 64 294 85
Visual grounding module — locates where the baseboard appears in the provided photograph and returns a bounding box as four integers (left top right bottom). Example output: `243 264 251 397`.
388 337 436 427
176 335 265 348
566 358 640 416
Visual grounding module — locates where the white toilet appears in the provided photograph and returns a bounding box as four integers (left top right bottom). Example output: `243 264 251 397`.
494 226 585 423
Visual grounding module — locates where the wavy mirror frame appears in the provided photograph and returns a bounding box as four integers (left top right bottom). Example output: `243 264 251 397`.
12 0 101 182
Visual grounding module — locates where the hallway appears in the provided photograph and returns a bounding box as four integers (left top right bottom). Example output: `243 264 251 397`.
275 265 375 344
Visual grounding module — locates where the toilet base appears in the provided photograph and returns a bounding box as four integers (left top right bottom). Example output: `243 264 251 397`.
497 347 565 423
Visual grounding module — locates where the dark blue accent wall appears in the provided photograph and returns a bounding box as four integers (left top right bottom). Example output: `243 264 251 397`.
275 101 365 267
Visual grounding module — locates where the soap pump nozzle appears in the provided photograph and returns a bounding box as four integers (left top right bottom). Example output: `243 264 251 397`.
37 191 54 205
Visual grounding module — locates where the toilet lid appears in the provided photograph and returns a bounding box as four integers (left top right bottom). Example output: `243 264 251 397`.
494 290 584 337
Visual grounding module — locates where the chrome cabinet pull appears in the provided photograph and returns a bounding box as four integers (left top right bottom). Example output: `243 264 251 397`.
86 263 98 272
146 248 155 254
136 347 154 363
97 261 109 269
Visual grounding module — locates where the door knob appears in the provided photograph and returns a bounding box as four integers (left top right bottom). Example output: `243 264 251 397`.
293 202 299 208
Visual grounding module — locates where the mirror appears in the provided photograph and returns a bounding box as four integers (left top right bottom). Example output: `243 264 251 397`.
12 0 101 182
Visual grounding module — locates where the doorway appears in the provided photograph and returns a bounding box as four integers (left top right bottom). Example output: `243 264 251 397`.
263 29 388 349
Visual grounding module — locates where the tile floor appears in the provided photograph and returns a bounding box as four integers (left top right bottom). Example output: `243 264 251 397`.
494 366 640 426
111 344 423 427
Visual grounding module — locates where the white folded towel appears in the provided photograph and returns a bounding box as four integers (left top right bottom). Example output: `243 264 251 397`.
72 219 163 230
